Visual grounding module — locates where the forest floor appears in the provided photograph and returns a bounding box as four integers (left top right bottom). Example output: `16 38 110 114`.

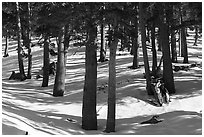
1 33 202 135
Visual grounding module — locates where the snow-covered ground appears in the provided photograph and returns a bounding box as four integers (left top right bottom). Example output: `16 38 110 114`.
1 34 202 135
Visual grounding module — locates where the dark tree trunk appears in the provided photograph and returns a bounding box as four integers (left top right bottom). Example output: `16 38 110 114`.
26 2 32 79
151 21 157 73
181 27 188 63
157 28 162 51
82 23 98 130
99 23 107 62
171 29 177 63
4 31 9 57
16 2 26 80
194 26 198 46
42 35 50 87
53 26 67 97
139 2 153 95
161 21 175 94
105 19 118 133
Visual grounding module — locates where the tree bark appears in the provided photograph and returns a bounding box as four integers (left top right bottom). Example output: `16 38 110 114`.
105 19 118 133
194 26 198 46
82 23 98 130
53 26 67 97
139 2 153 95
181 27 188 63
26 2 32 79
151 21 157 73
99 23 107 62
171 29 177 63
16 2 26 80
4 30 9 57
132 12 139 69
42 34 50 87
161 21 176 94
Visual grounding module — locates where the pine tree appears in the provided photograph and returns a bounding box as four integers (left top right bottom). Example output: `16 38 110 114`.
16 2 26 80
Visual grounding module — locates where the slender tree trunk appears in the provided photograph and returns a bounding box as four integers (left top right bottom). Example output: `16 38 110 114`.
181 27 188 63
4 31 9 57
16 2 26 80
171 29 177 63
161 13 175 94
82 23 97 130
99 23 107 62
53 26 67 97
42 34 50 87
157 28 162 51
139 2 153 95
151 21 157 73
105 19 118 133
132 13 139 69
26 2 32 79
194 26 198 46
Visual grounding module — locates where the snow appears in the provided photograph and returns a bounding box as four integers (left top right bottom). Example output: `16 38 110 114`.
1 36 202 135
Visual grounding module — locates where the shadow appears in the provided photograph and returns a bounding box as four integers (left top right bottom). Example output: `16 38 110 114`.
115 110 201 135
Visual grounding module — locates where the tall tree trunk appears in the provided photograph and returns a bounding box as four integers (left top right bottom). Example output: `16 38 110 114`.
171 29 177 63
26 2 32 79
194 26 198 46
16 2 26 80
132 13 139 69
105 19 118 133
181 27 188 63
151 21 157 73
42 34 50 87
99 23 107 62
139 2 153 95
157 28 162 51
160 9 175 94
53 26 67 97
82 23 98 130
4 30 9 57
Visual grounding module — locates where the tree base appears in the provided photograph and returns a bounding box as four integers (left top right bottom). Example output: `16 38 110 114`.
3 54 9 57
53 90 64 97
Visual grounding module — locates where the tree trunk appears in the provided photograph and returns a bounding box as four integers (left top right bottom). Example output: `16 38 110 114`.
99 23 107 62
171 29 177 63
82 23 98 130
161 22 175 94
42 34 50 87
139 2 153 95
53 26 67 97
194 26 198 46
4 31 9 57
26 2 32 79
157 28 162 51
16 2 26 80
132 13 139 69
151 21 157 73
105 19 118 133
181 27 188 63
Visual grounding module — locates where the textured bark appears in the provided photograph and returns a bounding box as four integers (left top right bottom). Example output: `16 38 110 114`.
151 21 157 73
99 23 107 62
161 22 176 94
82 23 97 130
16 2 26 80
132 12 139 69
171 29 177 63
105 20 118 133
42 35 50 87
4 32 9 57
139 2 152 95
194 26 198 46
181 28 188 63
53 26 66 97
26 2 32 79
